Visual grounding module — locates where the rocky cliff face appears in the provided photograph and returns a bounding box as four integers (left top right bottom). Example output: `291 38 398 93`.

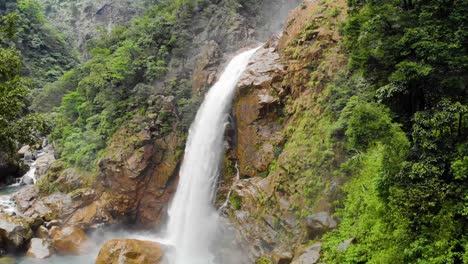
221 0 349 261
28 0 305 229
89 0 305 229
36 0 149 57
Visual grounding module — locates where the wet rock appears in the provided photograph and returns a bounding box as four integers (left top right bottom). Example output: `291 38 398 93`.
271 251 293 264
24 152 34 163
291 242 321 264
305 212 337 239
34 146 55 179
12 186 39 212
45 220 60 229
337 238 355 252
0 213 33 251
192 41 222 93
35 226 49 240
40 193 73 221
53 168 81 192
95 239 163 264
26 238 53 259
17 145 30 157
52 226 88 254
48 226 59 238
66 198 114 229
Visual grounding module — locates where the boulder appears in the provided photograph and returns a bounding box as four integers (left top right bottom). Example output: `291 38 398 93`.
35 226 49 239
52 226 88 254
291 242 321 264
337 238 355 252
271 251 293 264
26 238 53 259
17 145 30 156
66 198 114 229
0 213 33 251
12 186 39 212
45 220 60 229
95 239 163 264
305 212 337 239
48 226 59 238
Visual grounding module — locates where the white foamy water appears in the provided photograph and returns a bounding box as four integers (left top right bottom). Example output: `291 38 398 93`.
164 47 260 264
22 161 37 185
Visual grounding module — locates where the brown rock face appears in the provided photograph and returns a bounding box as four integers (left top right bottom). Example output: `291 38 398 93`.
234 35 287 178
192 41 222 93
97 124 181 227
95 239 163 264
291 242 322 264
66 194 114 229
52 226 88 254
305 212 337 239
225 0 348 260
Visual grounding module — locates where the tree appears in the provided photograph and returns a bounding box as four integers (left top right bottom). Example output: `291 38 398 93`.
0 12 49 154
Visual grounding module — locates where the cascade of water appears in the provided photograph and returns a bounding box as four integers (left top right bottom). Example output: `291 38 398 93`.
164 47 260 264
21 161 37 185
218 162 241 213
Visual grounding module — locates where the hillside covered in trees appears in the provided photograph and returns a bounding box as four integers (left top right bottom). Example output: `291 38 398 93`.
0 0 466 263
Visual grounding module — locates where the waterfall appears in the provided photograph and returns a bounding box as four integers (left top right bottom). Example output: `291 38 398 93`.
21 161 37 185
165 47 260 264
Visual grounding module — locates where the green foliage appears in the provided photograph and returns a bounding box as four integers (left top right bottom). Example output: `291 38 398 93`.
322 0 468 262
44 0 208 169
230 191 242 210
1 0 78 89
255 256 273 264
0 12 50 153
344 0 467 118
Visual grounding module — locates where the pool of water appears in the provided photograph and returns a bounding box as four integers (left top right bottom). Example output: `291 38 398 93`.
16 254 96 264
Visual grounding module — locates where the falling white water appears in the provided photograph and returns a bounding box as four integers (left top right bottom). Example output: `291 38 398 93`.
165 47 260 264
21 161 37 185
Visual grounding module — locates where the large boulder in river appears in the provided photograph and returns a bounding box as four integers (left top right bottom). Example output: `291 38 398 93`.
12 186 39 212
13 187 74 224
51 226 88 254
0 213 33 252
95 239 164 264
26 238 54 259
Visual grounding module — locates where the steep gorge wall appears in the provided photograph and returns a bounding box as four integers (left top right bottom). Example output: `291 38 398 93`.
34 0 304 229
222 0 349 261
36 0 150 57
92 0 305 228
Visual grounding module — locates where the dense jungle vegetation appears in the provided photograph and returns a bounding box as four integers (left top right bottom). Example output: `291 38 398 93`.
321 0 467 262
0 0 75 164
0 0 467 262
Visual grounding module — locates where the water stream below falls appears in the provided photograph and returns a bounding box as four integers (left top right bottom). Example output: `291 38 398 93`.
163 47 260 264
